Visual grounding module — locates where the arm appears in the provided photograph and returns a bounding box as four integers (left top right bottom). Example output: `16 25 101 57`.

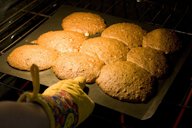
0 101 49 128
0 77 94 128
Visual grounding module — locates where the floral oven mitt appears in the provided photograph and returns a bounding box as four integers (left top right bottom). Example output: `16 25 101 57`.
18 65 95 128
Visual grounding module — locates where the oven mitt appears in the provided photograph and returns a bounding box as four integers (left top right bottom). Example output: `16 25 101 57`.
42 77 95 126
18 65 95 128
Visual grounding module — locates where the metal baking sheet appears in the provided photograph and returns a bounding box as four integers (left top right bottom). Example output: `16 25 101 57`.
0 5 192 120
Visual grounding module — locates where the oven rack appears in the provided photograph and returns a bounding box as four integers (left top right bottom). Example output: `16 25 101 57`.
64 0 192 35
0 0 64 55
0 0 63 99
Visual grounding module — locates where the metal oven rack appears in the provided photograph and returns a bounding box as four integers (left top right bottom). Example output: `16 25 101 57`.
0 0 64 100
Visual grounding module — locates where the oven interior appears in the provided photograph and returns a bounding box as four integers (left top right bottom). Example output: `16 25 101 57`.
0 0 191 128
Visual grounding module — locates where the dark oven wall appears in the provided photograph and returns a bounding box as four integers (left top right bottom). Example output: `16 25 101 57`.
63 0 192 35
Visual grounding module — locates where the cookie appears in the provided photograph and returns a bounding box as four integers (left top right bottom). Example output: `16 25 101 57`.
127 47 168 78
36 30 87 53
62 12 106 36
142 28 181 54
7 44 58 71
96 61 155 102
52 52 104 83
101 22 146 49
80 37 129 64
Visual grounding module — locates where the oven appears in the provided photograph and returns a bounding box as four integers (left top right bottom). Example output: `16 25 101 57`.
0 0 191 128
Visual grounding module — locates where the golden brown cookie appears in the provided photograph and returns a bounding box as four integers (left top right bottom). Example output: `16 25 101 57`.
142 28 181 54
127 47 168 78
101 22 146 49
7 44 58 71
96 61 155 102
36 30 87 53
79 37 129 64
52 52 104 83
61 12 106 36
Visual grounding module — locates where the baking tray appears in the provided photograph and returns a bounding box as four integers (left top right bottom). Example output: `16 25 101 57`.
0 5 192 120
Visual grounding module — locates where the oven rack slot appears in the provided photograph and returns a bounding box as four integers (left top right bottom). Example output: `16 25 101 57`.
0 0 63 55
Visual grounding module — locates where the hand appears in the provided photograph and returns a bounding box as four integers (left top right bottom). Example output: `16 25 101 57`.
42 77 95 127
